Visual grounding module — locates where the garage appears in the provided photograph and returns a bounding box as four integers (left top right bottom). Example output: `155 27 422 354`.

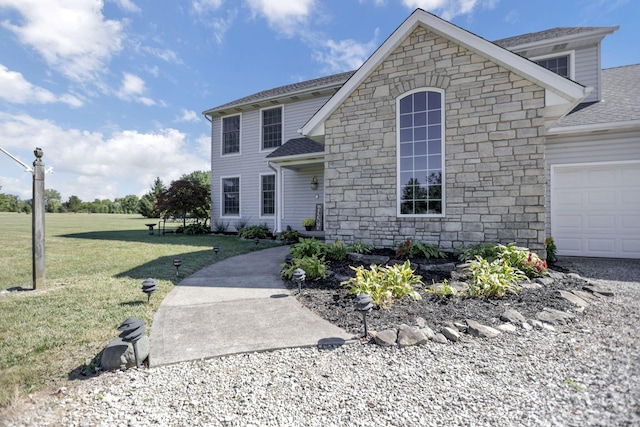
551 161 640 258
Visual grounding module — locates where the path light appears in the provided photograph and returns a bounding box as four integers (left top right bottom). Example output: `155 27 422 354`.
117 317 145 368
292 268 306 294
213 245 219 258
354 293 373 338
173 257 182 276
141 278 157 304
254 237 260 246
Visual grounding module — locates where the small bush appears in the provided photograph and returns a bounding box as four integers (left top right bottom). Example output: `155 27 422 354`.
546 237 557 263
347 241 373 254
466 257 526 298
426 279 458 300
234 217 251 233
238 224 271 239
341 261 423 309
455 243 501 262
496 243 547 278
396 239 445 260
213 220 229 233
277 230 302 244
290 238 326 258
177 223 209 235
280 255 327 280
325 240 347 261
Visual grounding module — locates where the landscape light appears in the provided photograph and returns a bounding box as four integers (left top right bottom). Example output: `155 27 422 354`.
141 278 157 304
292 268 306 294
117 317 145 368
173 257 182 276
354 293 374 338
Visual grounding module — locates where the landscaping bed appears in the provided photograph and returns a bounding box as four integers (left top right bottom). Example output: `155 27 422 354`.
283 246 584 337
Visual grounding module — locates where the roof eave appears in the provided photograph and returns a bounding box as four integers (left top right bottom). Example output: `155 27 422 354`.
547 119 640 136
302 8 588 137
505 26 619 52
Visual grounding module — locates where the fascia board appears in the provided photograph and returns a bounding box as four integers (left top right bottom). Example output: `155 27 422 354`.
547 119 640 136
302 8 588 137
506 26 619 53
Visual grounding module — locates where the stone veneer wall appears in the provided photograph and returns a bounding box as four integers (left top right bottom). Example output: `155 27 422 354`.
323 26 548 255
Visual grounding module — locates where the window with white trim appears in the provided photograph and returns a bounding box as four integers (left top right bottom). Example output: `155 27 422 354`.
261 174 275 216
398 89 444 216
262 106 282 149
534 55 570 78
222 177 240 216
222 115 240 155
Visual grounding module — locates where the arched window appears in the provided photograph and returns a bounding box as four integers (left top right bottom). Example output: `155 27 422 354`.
397 89 444 216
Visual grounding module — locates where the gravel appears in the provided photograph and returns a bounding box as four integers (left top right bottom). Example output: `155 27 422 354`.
3 258 639 427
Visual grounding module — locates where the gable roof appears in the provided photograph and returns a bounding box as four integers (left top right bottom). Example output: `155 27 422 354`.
266 137 324 159
301 8 590 137
202 71 354 118
549 64 640 134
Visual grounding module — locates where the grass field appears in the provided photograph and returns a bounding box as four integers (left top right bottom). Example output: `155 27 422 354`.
0 213 279 407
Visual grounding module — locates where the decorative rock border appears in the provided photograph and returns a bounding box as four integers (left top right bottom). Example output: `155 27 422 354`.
368 271 614 347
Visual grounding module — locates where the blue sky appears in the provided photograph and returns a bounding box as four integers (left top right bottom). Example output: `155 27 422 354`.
0 0 637 202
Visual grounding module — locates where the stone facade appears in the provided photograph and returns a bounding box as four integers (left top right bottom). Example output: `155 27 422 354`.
323 26 547 255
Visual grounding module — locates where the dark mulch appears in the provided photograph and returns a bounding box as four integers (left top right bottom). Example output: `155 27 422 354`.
284 253 588 336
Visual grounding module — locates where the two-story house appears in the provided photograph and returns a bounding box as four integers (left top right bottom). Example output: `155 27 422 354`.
203 9 640 259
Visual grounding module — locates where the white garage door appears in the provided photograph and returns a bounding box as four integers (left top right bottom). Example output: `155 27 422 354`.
551 162 640 258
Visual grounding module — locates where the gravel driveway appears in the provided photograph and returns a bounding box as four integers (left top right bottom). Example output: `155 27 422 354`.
3 257 639 427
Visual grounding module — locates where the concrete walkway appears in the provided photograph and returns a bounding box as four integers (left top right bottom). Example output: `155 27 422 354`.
149 245 354 367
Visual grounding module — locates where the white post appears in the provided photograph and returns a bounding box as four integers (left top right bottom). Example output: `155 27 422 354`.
32 148 45 289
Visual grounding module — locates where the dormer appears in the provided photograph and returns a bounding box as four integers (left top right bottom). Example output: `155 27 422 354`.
495 26 619 103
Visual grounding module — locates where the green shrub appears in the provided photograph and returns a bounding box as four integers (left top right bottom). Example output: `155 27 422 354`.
238 224 271 239
234 217 251 233
290 238 326 258
277 229 302 244
341 261 423 308
347 241 373 254
426 279 458 300
455 243 501 262
496 243 547 278
325 240 347 261
280 255 327 280
177 223 209 235
213 220 229 233
546 236 557 263
466 257 526 298
396 239 445 260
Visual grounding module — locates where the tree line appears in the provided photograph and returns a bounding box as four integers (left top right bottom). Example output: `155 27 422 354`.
0 171 211 223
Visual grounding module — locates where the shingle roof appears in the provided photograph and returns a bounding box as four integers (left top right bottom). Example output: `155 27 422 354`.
554 64 640 128
494 27 616 49
266 137 324 159
203 71 355 116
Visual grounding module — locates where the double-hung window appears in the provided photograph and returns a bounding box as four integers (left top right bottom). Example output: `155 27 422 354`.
532 52 573 79
261 174 275 216
222 177 240 216
398 89 444 216
222 115 240 155
262 107 282 150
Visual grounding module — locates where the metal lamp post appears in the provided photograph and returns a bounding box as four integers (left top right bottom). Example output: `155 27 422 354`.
117 317 145 368
292 268 306 294
141 278 157 304
354 293 373 338
173 257 182 276
213 245 219 258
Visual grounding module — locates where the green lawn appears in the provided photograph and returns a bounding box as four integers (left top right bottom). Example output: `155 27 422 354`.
0 213 279 407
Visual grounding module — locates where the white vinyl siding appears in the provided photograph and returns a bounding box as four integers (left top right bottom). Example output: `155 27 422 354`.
280 166 324 231
210 96 331 228
573 45 600 103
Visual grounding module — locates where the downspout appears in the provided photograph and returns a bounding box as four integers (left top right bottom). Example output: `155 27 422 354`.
267 161 282 233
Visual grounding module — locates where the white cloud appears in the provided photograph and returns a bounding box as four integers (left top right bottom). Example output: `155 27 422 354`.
313 31 379 73
175 109 201 123
109 0 141 13
116 72 155 105
245 0 316 36
0 113 209 200
192 0 224 15
0 64 83 107
402 0 490 20
143 47 183 64
0 0 124 83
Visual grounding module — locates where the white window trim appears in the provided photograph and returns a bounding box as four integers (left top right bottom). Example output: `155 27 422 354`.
396 87 446 218
220 113 242 157
220 175 241 218
259 105 284 153
530 50 575 81
259 172 276 219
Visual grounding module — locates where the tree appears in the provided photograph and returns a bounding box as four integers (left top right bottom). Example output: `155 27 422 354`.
117 194 140 214
65 195 83 213
155 176 211 227
139 177 166 218
44 189 62 213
